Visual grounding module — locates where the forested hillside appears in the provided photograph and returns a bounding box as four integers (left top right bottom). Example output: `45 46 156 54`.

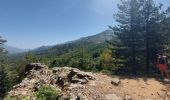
17 30 116 71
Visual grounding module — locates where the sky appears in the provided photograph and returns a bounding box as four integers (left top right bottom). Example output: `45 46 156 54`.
0 0 169 49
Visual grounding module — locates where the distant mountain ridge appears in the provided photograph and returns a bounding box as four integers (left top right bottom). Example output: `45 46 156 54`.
3 45 27 54
32 30 115 56
8 30 114 56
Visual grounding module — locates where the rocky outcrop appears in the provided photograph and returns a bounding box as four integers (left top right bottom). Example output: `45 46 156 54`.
6 63 95 100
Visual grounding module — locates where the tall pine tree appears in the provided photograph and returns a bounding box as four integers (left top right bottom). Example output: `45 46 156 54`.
0 36 7 97
111 0 168 75
141 0 160 74
113 0 144 74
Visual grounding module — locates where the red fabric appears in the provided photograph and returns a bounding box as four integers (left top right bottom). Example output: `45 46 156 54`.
159 64 167 72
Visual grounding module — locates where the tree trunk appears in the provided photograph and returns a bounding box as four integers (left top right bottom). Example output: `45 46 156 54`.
146 2 150 75
132 31 137 74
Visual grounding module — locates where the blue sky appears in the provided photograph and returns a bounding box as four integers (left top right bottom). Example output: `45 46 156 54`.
0 0 169 49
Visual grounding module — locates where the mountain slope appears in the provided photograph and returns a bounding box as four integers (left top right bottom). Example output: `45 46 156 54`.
32 45 53 54
72 30 114 44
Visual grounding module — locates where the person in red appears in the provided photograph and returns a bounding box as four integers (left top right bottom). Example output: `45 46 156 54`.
157 53 170 80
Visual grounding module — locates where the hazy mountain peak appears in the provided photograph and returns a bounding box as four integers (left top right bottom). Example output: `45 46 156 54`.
3 45 27 54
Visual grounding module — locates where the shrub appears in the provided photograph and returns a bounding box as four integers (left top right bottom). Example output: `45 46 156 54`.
34 85 60 100
4 96 29 100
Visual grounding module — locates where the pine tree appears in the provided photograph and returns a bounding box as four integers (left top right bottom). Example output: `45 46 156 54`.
141 0 165 74
113 0 144 74
0 36 6 97
77 48 90 70
0 36 7 53
105 31 125 71
111 0 169 75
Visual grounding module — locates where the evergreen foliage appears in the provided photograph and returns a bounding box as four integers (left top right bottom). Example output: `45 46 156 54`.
0 36 7 97
110 0 170 75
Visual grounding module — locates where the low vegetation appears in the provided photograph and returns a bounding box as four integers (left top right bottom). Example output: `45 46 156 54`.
34 85 60 100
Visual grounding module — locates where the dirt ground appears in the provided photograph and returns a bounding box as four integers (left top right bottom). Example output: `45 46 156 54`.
6 65 170 100
81 73 170 100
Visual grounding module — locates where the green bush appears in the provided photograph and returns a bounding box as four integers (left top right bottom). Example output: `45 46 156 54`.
4 96 29 100
34 85 60 100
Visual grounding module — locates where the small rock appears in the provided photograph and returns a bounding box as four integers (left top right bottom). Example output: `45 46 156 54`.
70 95 78 100
124 95 132 100
111 78 121 86
89 81 96 86
145 82 150 85
167 92 170 96
68 84 85 90
164 78 170 82
105 94 121 100
71 78 88 84
141 86 146 88
165 97 169 100
52 67 62 73
157 91 166 97
161 88 166 91
78 93 88 100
